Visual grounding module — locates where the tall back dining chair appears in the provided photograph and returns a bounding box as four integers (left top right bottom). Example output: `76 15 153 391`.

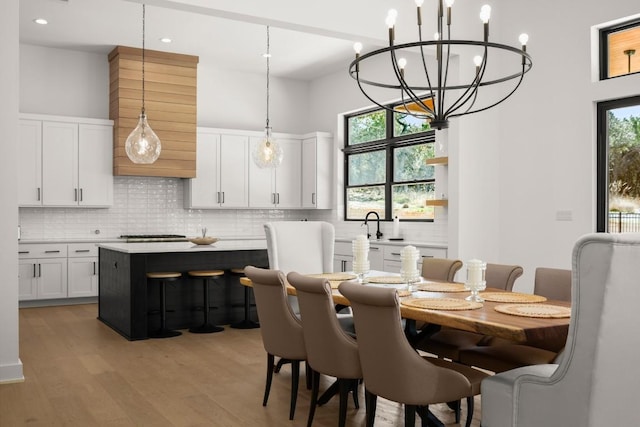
264 221 336 315
481 233 640 427
421 258 463 282
417 262 525 360
287 272 362 427
339 281 488 427
458 266 572 372
244 266 307 421
264 221 335 275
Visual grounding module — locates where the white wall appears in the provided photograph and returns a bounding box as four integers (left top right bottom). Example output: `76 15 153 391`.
0 0 23 383
19 44 313 134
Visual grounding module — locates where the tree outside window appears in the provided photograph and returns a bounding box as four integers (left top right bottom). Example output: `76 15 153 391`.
344 105 436 221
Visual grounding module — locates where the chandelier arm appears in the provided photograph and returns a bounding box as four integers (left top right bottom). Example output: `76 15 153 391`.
443 45 490 118
388 37 432 119
417 26 436 114
439 22 455 124
449 64 527 120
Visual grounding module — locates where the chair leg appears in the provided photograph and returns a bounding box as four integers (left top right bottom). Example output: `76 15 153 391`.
290 360 300 420
405 405 417 426
351 378 360 409
364 389 377 427
307 370 320 427
338 379 350 427
263 354 274 406
275 357 289 373
450 399 461 424
465 396 474 427
305 361 312 390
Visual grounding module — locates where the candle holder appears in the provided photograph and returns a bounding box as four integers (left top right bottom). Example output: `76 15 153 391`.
465 259 486 302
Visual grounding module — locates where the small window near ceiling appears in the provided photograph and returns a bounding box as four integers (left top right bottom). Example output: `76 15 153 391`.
600 19 640 79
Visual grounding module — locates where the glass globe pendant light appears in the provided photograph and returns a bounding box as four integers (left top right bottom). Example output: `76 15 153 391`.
252 26 283 168
125 4 161 164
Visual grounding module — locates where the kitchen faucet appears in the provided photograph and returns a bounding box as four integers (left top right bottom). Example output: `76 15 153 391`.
364 211 383 240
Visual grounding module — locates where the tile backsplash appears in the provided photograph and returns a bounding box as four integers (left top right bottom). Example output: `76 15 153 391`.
19 176 448 243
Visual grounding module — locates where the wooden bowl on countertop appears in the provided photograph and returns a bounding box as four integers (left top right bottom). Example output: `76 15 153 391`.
188 236 219 245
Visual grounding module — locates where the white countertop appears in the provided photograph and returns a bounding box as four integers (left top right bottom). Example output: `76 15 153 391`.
335 237 447 248
98 239 267 254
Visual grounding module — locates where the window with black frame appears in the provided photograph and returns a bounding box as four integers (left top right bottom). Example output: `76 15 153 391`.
344 105 436 221
600 18 640 80
597 96 640 233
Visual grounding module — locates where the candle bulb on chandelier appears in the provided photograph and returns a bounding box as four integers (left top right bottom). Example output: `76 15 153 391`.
480 4 491 41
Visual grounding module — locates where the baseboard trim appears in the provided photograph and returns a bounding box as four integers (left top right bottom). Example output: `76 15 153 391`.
0 359 24 384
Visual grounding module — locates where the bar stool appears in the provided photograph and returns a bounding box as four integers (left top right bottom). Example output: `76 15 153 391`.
230 268 260 329
147 271 182 338
188 270 225 334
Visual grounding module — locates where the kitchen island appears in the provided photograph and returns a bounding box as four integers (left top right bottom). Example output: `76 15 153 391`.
98 240 268 340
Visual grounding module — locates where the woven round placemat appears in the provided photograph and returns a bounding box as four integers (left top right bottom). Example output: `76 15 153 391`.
306 273 357 289
401 297 483 311
396 290 412 297
494 304 571 318
480 292 547 303
417 282 467 293
367 276 406 284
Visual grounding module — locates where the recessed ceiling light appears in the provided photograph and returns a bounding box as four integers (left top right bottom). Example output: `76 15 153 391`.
160 37 172 43
33 18 48 25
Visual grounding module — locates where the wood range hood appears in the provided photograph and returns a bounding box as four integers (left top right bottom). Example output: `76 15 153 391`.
108 46 198 178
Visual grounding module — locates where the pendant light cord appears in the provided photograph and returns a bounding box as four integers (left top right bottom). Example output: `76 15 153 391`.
142 4 146 114
266 25 270 130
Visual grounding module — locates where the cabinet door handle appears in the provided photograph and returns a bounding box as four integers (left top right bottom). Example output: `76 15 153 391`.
93 262 96 275
271 193 275 204
19 251 29 254
391 252 401 256
370 247 380 251
221 192 225 204
216 192 220 204
312 192 316 205
37 187 41 201
423 255 434 258
38 263 42 277
75 249 90 253
276 193 280 204
45 250 60 253
80 188 83 202
33 264 37 278
74 188 78 202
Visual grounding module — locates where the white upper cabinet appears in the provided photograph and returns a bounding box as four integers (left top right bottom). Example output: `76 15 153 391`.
302 133 333 209
78 124 114 207
184 130 249 208
248 137 302 208
18 115 113 207
18 120 43 206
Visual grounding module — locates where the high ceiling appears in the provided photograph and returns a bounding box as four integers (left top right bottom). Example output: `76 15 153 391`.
19 0 416 81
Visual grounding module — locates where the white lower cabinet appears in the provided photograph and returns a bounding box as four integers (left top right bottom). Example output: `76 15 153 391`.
67 244 99 297
18 242 100 301
18 244 68 300
382 245 448 274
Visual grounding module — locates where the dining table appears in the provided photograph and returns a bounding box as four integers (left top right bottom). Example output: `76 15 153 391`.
240 270 571 346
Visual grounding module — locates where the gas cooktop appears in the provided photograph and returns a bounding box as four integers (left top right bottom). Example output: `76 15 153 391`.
119 234 188 243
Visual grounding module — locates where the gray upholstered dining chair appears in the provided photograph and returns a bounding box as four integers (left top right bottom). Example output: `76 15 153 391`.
458 267 571 373
287 272 362 427
417 263 524 360
421 258 463 282
339 281 488 427
244 266 307 421
481 233 640 427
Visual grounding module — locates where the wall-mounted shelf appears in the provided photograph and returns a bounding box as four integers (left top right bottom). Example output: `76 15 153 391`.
425 199 448 207
426 156 448 166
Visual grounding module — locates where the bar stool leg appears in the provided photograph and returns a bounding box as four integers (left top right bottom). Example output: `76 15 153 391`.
149 279 182 338
231 285 260 329
190 277 224 334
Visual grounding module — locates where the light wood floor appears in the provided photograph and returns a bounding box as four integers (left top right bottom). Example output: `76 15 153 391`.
1 304 481 426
